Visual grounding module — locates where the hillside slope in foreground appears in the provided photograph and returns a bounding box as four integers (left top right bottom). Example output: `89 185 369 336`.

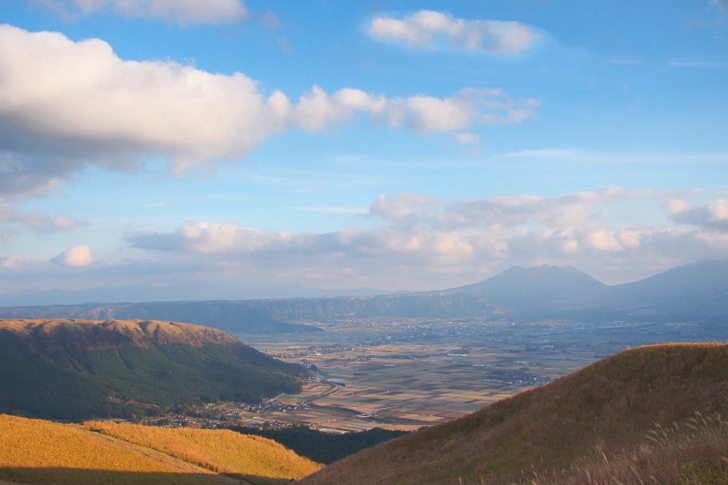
299 343 728 485
0 415 322 485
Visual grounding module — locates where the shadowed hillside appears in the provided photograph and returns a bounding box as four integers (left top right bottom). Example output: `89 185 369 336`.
298 344 728 485
0 319 309 421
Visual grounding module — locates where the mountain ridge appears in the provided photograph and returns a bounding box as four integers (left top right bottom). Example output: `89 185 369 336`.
0 319 309 421
444 264 608 310
0 318 241 353
0 260 726 327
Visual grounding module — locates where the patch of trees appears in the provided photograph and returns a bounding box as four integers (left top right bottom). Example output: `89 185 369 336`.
228 425 408 464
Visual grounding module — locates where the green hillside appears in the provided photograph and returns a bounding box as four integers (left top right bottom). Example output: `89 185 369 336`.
0 319 309 421
298 343 728 484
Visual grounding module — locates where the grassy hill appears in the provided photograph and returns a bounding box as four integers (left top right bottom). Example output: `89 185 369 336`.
298 343 728 484
0 319 309 421
0 414 322 485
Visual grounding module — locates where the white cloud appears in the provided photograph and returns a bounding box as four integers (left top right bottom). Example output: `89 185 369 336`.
437 187 653 231
35 0 248 25
616 229 642 249
0 24 290 178
15 189 697 289
286 86 536 134
124 214 728 289
667 198 728 232
290 206 367 215
127 221 476 268
1 255 26 269
51 245 92 267
370 193 441 222
0 203 88 233
455 133 480 145
368 10 542 55
0 25 538 200
394 88 539 133
585 228 624 251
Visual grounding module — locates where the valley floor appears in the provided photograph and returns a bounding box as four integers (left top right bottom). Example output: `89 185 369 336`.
232 317 723 432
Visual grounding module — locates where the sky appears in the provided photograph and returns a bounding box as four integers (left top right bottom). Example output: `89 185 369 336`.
0 0 727 298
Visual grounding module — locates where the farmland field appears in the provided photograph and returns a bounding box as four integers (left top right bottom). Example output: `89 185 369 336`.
222 317 720 432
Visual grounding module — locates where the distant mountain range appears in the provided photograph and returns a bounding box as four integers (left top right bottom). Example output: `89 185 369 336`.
445 264 609 310
0 261 726 332
0 282 394 307
445 260 728 321
0 319 309 421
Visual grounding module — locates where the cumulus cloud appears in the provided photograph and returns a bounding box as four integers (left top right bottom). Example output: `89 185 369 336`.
284 86 537 134
369 193 441 222
368 10 542 54
51 245 92 267
34 0 248 25
434 187 653 230
127 221 475 268
1 255 26 269
120 190 728 289
667 198 728 232
584 228 624 251
0 25 538 200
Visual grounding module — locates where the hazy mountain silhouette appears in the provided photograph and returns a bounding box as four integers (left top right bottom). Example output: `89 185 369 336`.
0 261 726 326
445 264 608 311
0 282 394 307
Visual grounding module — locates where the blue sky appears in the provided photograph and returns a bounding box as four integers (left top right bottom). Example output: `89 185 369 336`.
0 0 727 298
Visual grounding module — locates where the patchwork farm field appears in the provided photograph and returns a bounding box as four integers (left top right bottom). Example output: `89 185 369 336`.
233 318 649 431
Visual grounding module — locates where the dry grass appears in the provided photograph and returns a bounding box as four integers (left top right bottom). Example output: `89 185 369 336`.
83 421 323 480
525 412 728 484
0 414 322 485
298 343 728 485
0 414 212 484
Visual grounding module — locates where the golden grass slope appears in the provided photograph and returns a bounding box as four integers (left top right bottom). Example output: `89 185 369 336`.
0 414 214 485
0 415 322 485
298 343 728 485
83 421 323 480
